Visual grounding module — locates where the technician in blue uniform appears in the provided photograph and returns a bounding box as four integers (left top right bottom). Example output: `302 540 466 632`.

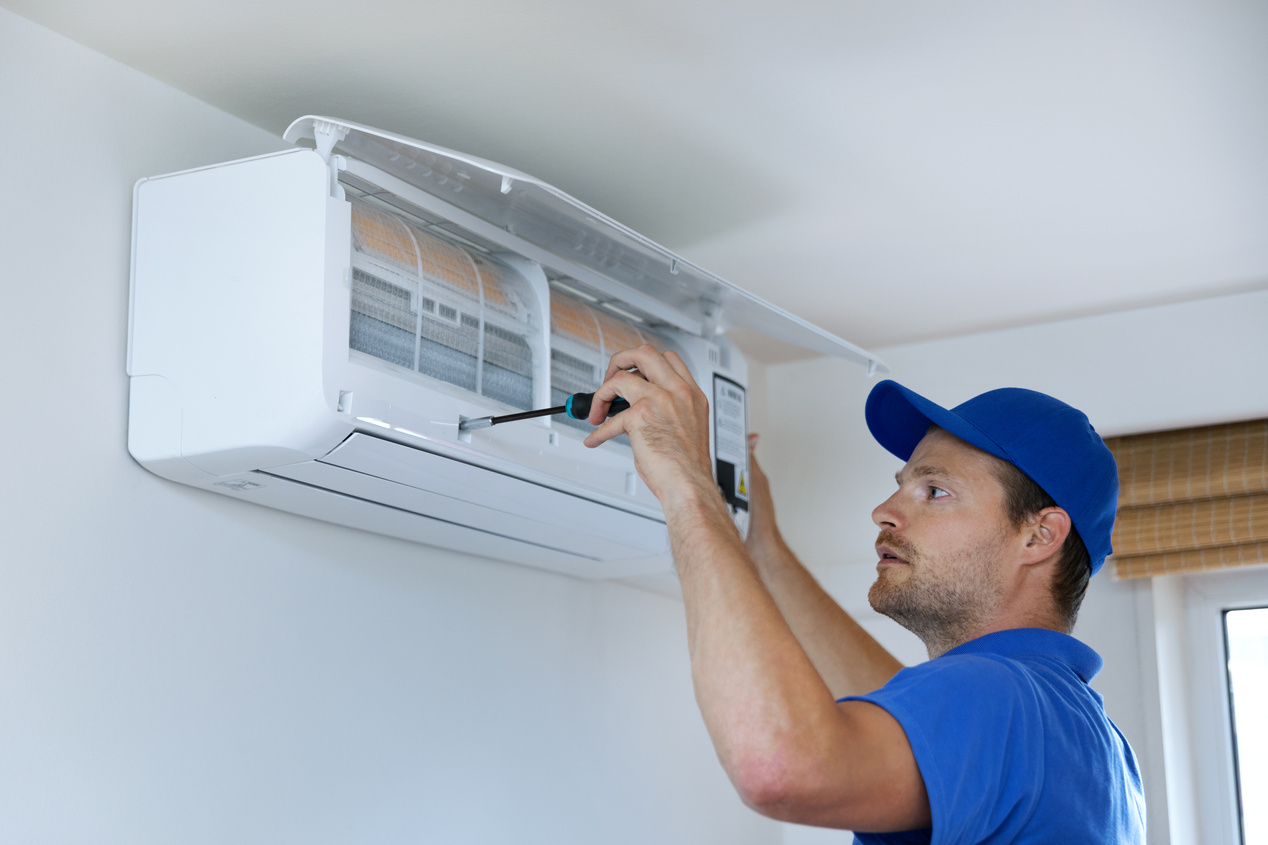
583 346 1146 843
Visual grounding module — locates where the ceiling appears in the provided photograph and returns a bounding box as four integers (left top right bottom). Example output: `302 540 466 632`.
9 0 1268 358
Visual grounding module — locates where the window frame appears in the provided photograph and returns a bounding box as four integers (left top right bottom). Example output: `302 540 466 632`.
1222 604 1268 845
1180 566 1268 844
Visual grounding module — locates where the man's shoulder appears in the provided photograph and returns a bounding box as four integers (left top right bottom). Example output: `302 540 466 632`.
853 651 1043 741
851 628 1102 727
867 630 1096 718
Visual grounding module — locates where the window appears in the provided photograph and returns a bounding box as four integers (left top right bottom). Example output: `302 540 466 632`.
1160 568 1268 844
1226 606 1268 845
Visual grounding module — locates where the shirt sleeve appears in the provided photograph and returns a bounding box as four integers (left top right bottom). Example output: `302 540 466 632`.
841 655 1046 845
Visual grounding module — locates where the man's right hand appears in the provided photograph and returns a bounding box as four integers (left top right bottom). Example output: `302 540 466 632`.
580 345 723 516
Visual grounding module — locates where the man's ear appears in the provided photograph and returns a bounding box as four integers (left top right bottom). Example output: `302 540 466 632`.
1019 507 1072 566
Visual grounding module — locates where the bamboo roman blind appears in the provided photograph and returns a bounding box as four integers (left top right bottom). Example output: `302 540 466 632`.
1104 419 1268 579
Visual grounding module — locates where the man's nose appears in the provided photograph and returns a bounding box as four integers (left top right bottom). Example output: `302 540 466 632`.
872 490 905 529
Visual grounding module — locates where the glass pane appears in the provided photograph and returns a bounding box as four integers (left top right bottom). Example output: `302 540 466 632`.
1227 606 1268 845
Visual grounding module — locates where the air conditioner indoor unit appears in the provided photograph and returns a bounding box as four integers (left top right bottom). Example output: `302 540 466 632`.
127 116 886 580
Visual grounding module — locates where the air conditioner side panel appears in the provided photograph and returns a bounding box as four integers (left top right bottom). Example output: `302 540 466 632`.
129 149 350 476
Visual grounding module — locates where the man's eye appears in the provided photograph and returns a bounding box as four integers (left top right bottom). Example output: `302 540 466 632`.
929 486 949 499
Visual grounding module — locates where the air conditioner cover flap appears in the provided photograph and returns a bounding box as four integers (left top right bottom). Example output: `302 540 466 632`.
284 115 886 371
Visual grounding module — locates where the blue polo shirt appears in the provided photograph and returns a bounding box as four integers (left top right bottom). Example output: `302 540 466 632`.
841 628 1146 844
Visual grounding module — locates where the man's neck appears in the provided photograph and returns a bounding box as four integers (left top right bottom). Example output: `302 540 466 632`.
922 613 1068 660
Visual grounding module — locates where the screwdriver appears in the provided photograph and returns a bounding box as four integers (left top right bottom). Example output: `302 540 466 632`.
458 392 630 431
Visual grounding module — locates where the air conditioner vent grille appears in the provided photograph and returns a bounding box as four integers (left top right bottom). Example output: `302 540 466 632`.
548 290 661 441
348 198 539 410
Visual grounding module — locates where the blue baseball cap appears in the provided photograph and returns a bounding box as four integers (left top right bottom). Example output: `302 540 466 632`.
865 380 1118 575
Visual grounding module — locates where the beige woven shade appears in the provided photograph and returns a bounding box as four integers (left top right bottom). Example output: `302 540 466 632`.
1105 420 1268 579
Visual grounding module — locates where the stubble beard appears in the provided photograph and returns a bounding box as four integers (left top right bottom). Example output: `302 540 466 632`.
868 529 1006 658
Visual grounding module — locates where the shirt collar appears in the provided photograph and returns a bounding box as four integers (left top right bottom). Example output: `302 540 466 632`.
942 628 1104 683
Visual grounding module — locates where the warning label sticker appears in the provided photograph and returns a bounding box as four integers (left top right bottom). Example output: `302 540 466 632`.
713 374 749 512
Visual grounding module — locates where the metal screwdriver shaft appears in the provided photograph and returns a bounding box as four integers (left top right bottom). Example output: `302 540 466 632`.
460 404 567 430
458 392 630 431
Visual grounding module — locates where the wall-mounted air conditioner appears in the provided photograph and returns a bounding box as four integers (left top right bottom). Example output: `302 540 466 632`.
127 116 885 580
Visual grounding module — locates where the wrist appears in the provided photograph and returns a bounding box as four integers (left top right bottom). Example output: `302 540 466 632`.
657 476 753 582
658 472 731 524
745 524 785 556
746 527 792 574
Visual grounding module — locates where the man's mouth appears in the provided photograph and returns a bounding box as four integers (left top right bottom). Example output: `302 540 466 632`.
876 545 908 565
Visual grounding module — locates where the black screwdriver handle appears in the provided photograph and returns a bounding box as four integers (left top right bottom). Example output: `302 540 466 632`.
565 392 630 422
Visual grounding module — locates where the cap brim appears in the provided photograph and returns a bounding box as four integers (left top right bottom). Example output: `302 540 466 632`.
865 380 1011 464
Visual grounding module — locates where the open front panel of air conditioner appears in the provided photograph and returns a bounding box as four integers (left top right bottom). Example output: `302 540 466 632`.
128 117 882 580
342 186 662 446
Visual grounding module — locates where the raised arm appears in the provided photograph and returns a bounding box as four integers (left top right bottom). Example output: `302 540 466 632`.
583 347 929 832
745 435 904 698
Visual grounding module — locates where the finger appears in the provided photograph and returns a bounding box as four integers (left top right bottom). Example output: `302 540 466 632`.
746 433 769 483
662 350 696 385
583 379 649 446
583 407 632 449
662 351 709 417
603 344 680 385
587 369 657 424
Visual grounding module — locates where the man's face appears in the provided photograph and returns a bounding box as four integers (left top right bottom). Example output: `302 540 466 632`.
868 427 1018 650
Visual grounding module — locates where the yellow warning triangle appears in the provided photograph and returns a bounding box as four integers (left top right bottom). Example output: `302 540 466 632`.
738 471 747 496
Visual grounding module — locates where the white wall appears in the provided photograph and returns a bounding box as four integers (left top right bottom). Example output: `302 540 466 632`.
0 9 779 843
766 288 1268 844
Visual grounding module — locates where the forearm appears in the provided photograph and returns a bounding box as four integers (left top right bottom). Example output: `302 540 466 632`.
663 484 845 793
747 529 903 697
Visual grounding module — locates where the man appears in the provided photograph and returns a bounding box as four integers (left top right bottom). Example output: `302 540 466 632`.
582 346 1146 843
